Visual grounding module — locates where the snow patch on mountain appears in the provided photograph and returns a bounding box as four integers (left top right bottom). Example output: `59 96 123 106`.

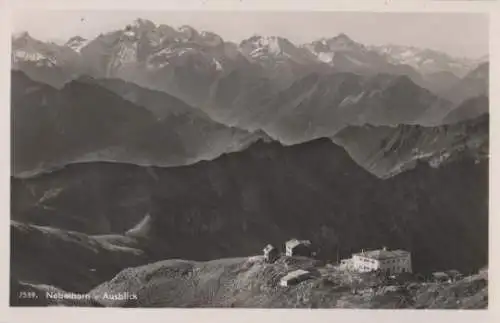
339 92 365 107
213 58 223 71
345 55 368 67
13 50 47 62
371 45 479 76
317 51 334 63
12 49 57 67
65 36 90 53
240 35 302 62
124 30 136 38
131 18 156 31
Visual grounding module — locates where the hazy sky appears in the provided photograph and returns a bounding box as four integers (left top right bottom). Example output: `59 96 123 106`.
12 10 489 58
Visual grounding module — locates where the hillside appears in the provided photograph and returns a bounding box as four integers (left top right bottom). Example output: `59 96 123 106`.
207 72 457 144
12 65 488 178
332 113 488 178
11 71 261 177
442 62 489 104
10 221 149 292
12 255 488 308
12 132 488 275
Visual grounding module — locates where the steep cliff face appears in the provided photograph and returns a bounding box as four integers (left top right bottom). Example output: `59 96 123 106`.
12 136 488 275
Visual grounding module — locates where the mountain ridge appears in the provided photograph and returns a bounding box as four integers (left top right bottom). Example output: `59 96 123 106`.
11 70 267 178
12 133 488 276
12 69 488 179
12 20 488 104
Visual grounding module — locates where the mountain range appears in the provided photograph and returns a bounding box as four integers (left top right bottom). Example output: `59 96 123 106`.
11 70 262 177
10 18 490 308
12 18 487 107
11 69 489 178
11 134 488 303
11 18 489 177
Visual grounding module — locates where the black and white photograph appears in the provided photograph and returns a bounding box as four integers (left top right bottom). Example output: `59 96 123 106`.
8 7 490 310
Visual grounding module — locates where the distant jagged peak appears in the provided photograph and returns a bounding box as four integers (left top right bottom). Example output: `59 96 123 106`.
11 31 40 47
65 35 89 52
241 34 293 48
304 33 366 59
467 61 489 78
132 18 156 29
121 18 157 39
123 18 156 33
317 33 364 50
177 25 200 39
375 44 444 57
12 31 31 41
199 30 224 46
330 32 356 43
66 35 87 42
239 34 305 61
243 34 264 43
125 213 153 238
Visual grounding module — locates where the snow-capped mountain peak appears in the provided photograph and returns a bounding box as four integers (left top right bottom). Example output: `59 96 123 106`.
240 35 303 62
199 31 224 47
12 31 31 41
370 44 479 76
65 36 89 53
121 18 157 39
302 33 367 65
177 25 199 40
11 32 60 67
253 36 285 55
131 18 156 31
322 33 365 52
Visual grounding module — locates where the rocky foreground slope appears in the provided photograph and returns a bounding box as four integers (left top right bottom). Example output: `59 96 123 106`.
11 255 488 308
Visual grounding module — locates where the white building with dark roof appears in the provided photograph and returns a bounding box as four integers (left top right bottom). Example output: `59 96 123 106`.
347 247 412 275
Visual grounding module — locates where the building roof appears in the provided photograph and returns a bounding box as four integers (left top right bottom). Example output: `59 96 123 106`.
446 269 462 276
353 248 409 260
286 239 311 249
263 244 276 253
281 269 310 282
432 272 449 278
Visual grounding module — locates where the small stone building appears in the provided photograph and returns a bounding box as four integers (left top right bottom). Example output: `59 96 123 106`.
279 269 311 287
263 244 279 263
285 239 312 257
